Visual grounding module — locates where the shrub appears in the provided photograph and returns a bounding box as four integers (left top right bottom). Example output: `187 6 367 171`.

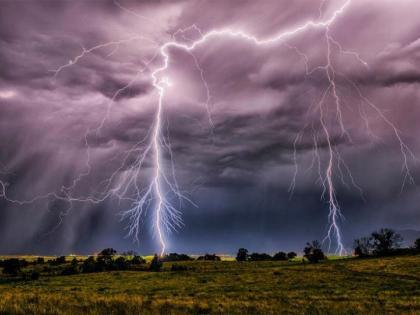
354 237 372 257
250 253 272 261
115 257 129 270
303 241 325 263
50 256 66 265
162 253 193 262
236 248 249 261
30 271 40 280
2 258 21 276
62 258 80 275
272 252 287 261
131 255 146 265
36 257 45 265
149 254 162 272
99 248 117 257
371 228 402 256
415 238 420 250
197 254 221 261
287 252 297 260
81 256 96 273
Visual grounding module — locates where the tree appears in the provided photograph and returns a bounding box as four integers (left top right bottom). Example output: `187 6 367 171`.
162 253 193 262
115 257 129 270
236 248 249 262
250 253 272 261
304 241 325 263
149 254 162 272
354 237 372 257
36 257 45 265
99 248 117 257
371 228 402 256
272 252 287 261
2 258 21 276
61 259 79 276
50 256 66 265
414 238 420 251
287 252 297 260
131 255 146 265
197 254 221 261
81 256 96 273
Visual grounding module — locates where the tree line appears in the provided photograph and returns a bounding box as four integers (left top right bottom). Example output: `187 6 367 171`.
1 228 419 279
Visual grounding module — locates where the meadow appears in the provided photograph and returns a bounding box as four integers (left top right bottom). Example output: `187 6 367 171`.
0 255 419 314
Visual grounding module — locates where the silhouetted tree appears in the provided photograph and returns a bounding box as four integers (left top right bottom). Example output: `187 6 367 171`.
99 248 117 257
304 241 325 263
197 254 221 261
36 257 45 265
61 259 79 276
249 253 272 261
162 253 193 262
149 254 162 272
30 271 40 280
371 228 402 256
414 238 420 251
131 255 146 265
272 252 287 261
115 257 129 270
236 248 249 262
354 237 372 257
2 258 21 276
287 252 297 260
81 256 96 273
50 256 66 265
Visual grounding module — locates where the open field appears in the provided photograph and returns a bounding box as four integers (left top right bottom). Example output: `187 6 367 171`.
0 255 419 314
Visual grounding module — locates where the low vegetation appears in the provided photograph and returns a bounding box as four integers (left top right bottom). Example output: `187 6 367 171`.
0 228 418 314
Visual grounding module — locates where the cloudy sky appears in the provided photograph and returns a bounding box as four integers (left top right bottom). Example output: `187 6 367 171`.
0 0 419 255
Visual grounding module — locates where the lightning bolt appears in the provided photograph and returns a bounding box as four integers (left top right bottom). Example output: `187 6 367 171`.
1 0 416 256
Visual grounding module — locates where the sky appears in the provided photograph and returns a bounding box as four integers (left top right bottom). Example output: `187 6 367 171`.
0 0 419 255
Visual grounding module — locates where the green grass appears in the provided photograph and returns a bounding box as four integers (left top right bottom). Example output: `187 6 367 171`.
0 255 419 314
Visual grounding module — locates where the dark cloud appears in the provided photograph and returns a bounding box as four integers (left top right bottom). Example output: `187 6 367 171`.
0 0 419 255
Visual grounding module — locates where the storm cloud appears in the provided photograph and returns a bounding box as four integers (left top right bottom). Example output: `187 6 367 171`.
0 0 419 255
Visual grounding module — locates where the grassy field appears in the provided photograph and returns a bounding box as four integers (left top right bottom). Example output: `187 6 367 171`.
0 255 419 314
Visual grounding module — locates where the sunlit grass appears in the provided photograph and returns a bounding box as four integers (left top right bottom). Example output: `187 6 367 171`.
0 255 419 314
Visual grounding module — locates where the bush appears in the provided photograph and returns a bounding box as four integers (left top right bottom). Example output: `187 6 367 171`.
272 252 287 261
149 254 162 272
250 253 272 261
354 228 404 257
287 252 297 260
236 248 249 262
415 238 420 250
62 258 80 275
162 253 193 262
354 237 372 257
197 254 221 261
50 256 66 266
81 256 96 273
115 257 129 270
2 258 21 276
36 257 45 265
131 255 146 265
99 248 117 257
371 228 402 256
30 271 40 280
303 241 325 263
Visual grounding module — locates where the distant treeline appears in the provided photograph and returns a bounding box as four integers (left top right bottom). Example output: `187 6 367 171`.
1 228 419 280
